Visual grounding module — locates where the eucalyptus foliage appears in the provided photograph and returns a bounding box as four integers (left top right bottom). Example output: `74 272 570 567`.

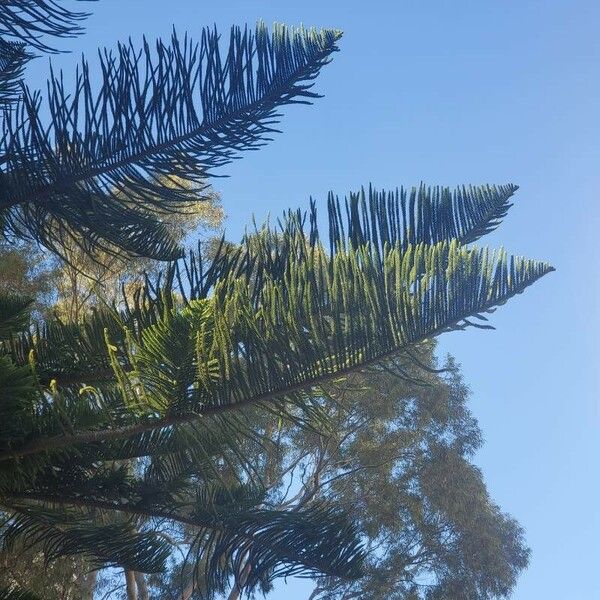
0 2 553 598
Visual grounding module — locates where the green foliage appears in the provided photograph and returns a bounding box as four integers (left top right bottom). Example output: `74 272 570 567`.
1 503 171 572
301 353 529 599
0 586 44 600
49 181 224 323
0 293 32 339
0 5 552 598
0 241 56 317
0 549 95 600
0 187 551 596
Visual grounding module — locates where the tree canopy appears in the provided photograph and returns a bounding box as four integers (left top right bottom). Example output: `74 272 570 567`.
149 345 530 600
0 3 552 598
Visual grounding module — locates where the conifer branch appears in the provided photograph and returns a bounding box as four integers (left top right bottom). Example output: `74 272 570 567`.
0 263 552 464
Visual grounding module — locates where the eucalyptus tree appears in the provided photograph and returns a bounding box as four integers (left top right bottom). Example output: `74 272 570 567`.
148 343 530 600
281 351 529 600
0 2 552 599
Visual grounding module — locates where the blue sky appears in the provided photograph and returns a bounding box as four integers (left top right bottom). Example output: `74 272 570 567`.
24 1 600 598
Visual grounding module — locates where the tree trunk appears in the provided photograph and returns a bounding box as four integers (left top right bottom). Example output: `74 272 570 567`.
134 572 150 600
80 571 97 600
226 561 251 600
125 571 137 600
180 579 195 600
227 585 241 600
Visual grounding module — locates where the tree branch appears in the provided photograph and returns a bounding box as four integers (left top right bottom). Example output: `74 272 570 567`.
0 319 467 463
3 491 222 531
125 570 137 600
0 265 551 465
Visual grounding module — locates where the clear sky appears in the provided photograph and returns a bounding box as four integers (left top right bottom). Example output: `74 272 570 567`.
24 1 600 598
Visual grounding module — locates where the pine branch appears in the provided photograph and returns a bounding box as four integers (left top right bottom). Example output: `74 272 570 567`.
0 185 553 464
0 292 32 338
0 249 552 464
0 500 171 572
3 490 230 531
0 0 92 53
328 184 518 254
2 490 363 584
0 586 44 600
0 39 31 106
0 24 341 258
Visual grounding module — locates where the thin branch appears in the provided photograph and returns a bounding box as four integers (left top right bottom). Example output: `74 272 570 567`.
99 583 126 600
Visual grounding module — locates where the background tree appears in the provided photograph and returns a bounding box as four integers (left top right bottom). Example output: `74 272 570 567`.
0 546 92 600
154 343 528 600
51 180 224 322
0 3 553 599
0 240 55 316
300 350 529 600
0 184 223 323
